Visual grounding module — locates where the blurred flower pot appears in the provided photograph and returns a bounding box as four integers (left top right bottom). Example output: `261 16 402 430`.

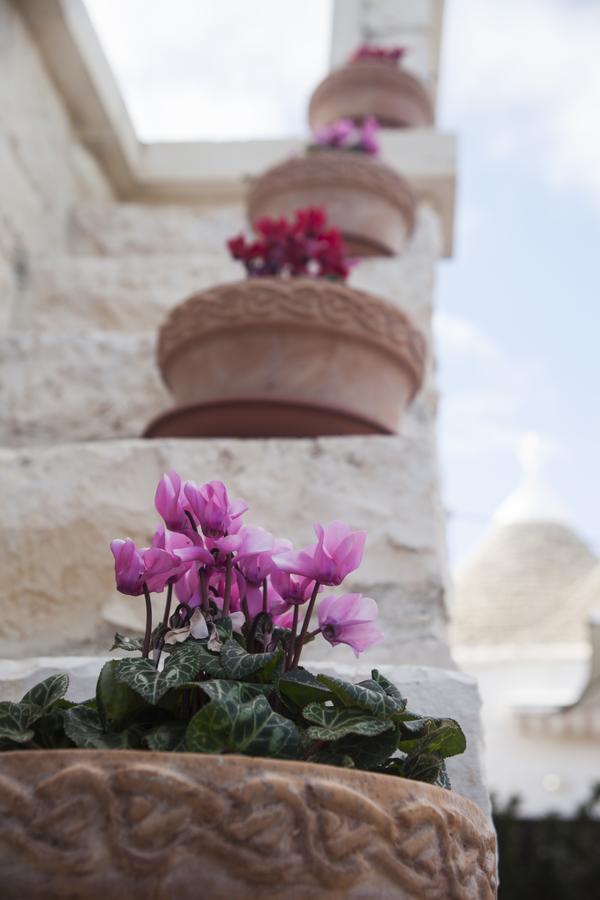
246 152 416 258
308 62 434 130
0 750 498 899
148 278 426 439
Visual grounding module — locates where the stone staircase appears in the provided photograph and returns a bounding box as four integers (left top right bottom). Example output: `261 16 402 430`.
0 196 491 814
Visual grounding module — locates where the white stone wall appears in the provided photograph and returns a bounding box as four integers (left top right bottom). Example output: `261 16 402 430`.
0 0 113 329
0 434 451 665
1 205 440 446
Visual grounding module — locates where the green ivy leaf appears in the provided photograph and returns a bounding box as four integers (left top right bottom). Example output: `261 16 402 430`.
370 670 407 710
277 669 334 708
220 639 282 681
21 673 69 711
0 701 40 744
186 695 302 759
144 722 187 752
306 746 356 768
110 633 144 653
334 727 400 770
32 706 74 749
316 674 404 718
196 680 272 704
63 706 142 749
398 717 466 759
96 661 148 729
403 751 452 788
303 703 395 741
113 643 207 705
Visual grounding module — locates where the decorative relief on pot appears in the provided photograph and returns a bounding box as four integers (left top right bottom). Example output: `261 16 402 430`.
246 152 416 257
157 278 425 386
150 278 426 438
0 751 497 900
308 62 434 131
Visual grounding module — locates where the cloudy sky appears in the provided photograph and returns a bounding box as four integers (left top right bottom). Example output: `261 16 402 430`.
84 0 600 565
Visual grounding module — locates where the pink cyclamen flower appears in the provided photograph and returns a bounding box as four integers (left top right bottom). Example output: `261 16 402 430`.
270 568 319 606
357 116 380 155
151 524 213 567
317 593 383 657
184 480 247 539
155 471 190 532
110 539 146 596
272 521 366 586
313 118 354 149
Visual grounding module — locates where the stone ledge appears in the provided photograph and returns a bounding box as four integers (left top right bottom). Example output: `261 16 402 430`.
17 244 436 334
0 327 437 447
0 435 448 657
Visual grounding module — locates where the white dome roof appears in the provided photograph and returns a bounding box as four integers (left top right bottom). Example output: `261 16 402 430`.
452 521 597 646
452 433 598 646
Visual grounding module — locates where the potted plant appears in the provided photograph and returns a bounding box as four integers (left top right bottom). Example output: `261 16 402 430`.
308 44 434 132
0 474 498 899
144 208 426 439
246 126 416 258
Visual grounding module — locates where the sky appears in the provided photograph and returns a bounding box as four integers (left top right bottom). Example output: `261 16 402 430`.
84 0 600 566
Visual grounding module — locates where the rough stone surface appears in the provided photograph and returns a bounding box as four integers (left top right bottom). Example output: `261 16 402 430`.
0 436 450 663
0 328 436 447
0 658 490 819
0 0 113 328
0 331 169 445
0 746 496 898
14 205 440 333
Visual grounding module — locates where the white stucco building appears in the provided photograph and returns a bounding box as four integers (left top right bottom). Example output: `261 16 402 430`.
453 436 600 816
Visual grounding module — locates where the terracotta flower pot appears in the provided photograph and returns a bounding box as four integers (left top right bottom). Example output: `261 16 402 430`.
246 152 416 257
0 750 497 899
308 62 434 130
149 278 426 439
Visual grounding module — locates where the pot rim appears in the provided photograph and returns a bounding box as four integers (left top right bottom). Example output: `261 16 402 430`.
0 747 488 825
246 150 416 227
308 61 434 128
156 276 427 395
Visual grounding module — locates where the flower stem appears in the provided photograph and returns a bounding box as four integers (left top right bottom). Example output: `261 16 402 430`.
285 604 300 672
142 583 153 659
162 583 173 629
199 568 209 613
223 554 233 617
262 578 268 615
291 582 320 669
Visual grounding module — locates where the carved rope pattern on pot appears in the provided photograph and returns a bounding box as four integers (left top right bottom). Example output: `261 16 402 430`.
246 152 416 223
157 280 427 392
308 62 434 123
0 762 497 897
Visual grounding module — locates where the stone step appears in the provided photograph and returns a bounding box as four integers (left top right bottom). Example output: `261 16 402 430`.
68 202 442 262
0 656 489 816
69 203 246 257
0 434 448 661
0 328 436 448
15 251 433 337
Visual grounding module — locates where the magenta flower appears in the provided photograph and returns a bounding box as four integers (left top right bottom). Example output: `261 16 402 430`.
184 479 247 539
175 565 201 608
151 524 213 567
272 521 366 586
142 546 187 594
357 116 380 155
270 568 319 606
236 526 291 584
155 471 190 532
313 118 354 149
317 593 383 657
110 539 146 596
